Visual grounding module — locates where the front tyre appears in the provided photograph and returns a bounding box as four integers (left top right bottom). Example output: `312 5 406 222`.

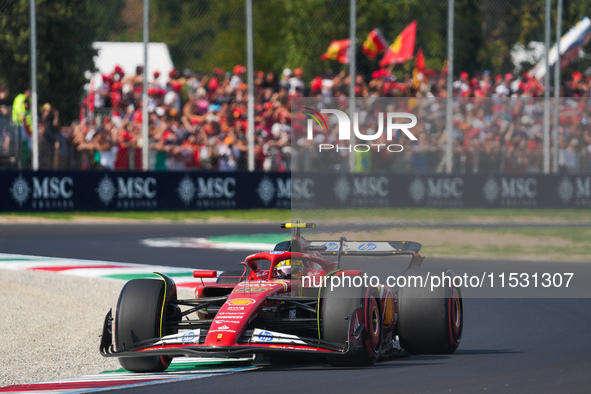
114 279 172 372
397 269 463 354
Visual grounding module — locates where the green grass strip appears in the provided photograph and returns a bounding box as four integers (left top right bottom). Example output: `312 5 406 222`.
0 209 290 222
479 226 591 243
164 361 251 372
294 208 591 222
0 258 48 261
101 361 250 374
3 208 591 223
205 234 289 244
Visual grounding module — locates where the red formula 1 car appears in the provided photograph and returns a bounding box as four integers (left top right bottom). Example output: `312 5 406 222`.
100 223 463 372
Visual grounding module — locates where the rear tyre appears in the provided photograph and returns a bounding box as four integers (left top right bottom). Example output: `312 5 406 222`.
115 279 172 372
397 269 463 354
321 277 382 366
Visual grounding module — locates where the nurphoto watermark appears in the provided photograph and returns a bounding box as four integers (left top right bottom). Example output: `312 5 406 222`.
302 271 575 294
298 99 418 153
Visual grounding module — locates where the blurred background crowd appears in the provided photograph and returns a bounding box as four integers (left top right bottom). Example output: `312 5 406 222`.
2 0 591 174
2 64 591 173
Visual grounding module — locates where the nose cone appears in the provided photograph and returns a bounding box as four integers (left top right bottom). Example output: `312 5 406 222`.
204 282 287 347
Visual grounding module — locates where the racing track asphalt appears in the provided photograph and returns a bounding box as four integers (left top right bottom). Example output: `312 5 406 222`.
1 223 590 393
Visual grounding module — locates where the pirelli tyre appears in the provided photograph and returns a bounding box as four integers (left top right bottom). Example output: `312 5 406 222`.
114 279 172 372
397 269 463 354
321 275 382 366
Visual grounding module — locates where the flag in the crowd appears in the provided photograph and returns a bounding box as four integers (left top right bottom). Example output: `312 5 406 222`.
320 39 350 63
415 48 426 72
362 28 389 59
529 16 591 79
380 21 417 67
412 48 426 88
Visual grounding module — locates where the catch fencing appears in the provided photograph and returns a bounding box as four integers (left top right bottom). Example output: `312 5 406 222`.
2 1 589 174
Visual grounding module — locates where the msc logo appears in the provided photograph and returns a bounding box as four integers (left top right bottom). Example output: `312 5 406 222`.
483 177 537 207
256 176 291 207
501 178 536 199
117 177 157 199
10 174 74 209
96 175 157 207
353 177 388 197
334 176 389 204
410 177 463 204
32 177 74 199
292 178 315 200
197 177 236 198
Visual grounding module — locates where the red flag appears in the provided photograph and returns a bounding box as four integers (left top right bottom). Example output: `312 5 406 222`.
415 48 426 72
320 39 350 64
380 21 417 67
412 48 425 88
362 28 389 59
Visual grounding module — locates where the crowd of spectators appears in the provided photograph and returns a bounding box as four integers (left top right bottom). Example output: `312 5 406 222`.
73 64 294 171
295 69 591 174
3 63 591 173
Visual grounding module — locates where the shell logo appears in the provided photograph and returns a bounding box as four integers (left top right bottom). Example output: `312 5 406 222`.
228 298 256 305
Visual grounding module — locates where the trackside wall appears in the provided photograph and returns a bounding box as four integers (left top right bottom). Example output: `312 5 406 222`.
0 171 588 211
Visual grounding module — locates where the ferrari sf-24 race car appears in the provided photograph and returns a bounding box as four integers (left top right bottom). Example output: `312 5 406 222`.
100 223 463 372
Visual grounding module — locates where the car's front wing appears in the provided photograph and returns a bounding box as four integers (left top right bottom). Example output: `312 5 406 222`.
100 309 364 360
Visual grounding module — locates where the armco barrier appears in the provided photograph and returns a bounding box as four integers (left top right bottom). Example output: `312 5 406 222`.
1 171 590 211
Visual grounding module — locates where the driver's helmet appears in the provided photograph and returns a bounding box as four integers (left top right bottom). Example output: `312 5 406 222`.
274 259 304 279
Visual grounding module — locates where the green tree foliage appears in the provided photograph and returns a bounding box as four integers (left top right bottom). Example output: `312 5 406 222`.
148 0 590 81
276 0 349 77
87 0 127 41
0 0 99 123
0 1 35 92
477 0 544 73
150 0 247 74
145 0 477 80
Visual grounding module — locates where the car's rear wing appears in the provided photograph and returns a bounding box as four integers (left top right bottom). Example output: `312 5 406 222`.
307 240 424 269
308 241 422 256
